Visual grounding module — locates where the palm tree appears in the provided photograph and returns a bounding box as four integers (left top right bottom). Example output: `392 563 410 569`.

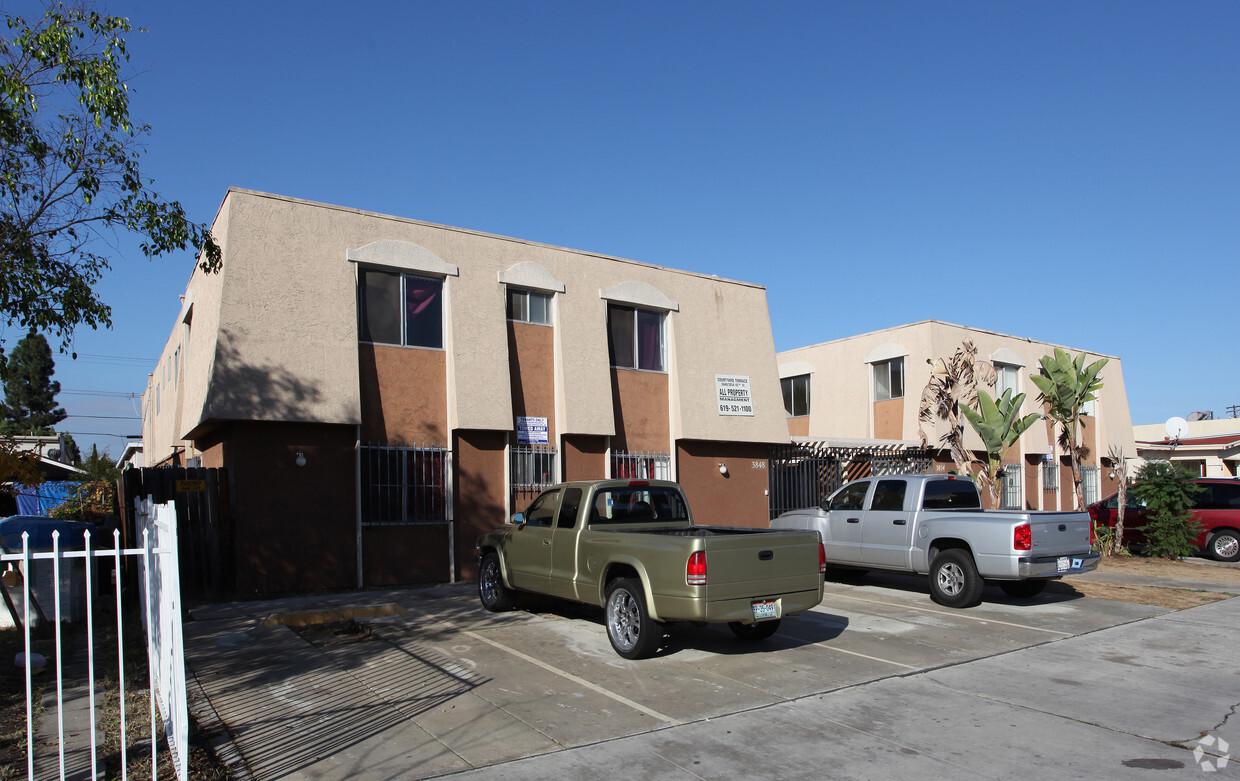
1029 347 1108 510
960 389 1041 507
917 339 996 478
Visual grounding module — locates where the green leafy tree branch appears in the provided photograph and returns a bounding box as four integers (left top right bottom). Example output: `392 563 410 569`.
0 2 220 348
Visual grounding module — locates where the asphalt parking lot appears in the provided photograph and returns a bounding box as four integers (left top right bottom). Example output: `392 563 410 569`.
185 571 1238 780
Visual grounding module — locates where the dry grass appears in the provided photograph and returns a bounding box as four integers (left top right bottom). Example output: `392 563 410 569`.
1057 554 1240 609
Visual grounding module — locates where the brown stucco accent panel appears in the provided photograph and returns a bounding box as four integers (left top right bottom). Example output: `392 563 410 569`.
873 398 904 440
1024 457 1039 511
359 344 448 444
508 322 556 440
611 369 669 452
1079 417 1096 465
787 416 809 437
563 435 607 481
454 430 507 580
209 421 358 594
362 525 452 585
676 440 771 528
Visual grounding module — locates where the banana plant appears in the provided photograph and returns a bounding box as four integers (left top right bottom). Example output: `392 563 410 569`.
1030 347 1109 510
960 389 1042 508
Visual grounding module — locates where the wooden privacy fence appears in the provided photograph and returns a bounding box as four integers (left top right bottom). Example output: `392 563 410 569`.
121 467 235 600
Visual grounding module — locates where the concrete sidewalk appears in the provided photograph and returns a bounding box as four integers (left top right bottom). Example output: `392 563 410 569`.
185 578 1239 780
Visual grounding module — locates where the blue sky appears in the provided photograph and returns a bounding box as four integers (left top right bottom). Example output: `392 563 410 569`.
10 1 1238 458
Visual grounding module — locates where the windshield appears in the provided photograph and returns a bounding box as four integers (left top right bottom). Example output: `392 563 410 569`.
590 486 691 524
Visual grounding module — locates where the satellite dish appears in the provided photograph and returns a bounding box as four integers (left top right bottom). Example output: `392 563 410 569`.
1165 416 1190 442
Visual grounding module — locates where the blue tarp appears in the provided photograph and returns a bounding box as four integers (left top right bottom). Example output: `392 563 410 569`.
12 482 77 516
0 516 95 550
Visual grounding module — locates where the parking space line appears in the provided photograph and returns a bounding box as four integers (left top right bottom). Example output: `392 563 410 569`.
802 641 920 670
826 593 1074 635
459 629 682 726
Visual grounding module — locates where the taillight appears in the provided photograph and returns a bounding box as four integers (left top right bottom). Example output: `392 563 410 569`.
686 550 707 585
1014 523 1032 551
819 542 827 574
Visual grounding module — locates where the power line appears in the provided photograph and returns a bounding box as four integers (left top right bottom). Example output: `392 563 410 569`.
60 389 141 398
70 353 156 367
63 414 141 420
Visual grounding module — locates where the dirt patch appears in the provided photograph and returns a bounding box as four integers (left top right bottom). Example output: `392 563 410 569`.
1056 556 1240 609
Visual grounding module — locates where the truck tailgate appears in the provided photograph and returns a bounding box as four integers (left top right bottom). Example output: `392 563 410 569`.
1028 513 1093 556
698 529 823 599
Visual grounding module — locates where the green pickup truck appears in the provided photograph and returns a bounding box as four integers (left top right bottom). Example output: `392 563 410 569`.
476 479 825 659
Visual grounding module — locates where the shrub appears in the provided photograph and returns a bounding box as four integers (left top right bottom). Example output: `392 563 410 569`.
1131 461 1203 560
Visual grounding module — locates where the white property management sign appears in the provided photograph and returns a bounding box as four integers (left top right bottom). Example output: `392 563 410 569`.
715 374 754 416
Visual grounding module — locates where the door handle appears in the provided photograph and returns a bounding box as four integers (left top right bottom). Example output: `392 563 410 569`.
846 518 861 524
893 519 907 526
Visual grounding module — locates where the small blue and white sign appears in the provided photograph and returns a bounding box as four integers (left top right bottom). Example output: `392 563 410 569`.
517 416 549 444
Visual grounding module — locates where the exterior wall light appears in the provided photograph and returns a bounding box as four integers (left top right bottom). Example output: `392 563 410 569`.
295 451 307 468
718 463 728 476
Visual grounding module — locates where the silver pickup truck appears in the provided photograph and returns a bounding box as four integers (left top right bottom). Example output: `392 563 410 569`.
770 474 1099 608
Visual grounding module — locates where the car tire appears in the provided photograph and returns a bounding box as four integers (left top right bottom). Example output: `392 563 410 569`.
605 577 663 659
998 579 1048 599
478 552 516 612
1206 529 1240 563
928 549 983 608
728 619 781 641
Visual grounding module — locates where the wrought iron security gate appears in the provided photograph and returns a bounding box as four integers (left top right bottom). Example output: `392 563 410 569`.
767 441 933 519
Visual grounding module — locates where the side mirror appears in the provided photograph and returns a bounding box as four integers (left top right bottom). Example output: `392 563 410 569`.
511 512 526 526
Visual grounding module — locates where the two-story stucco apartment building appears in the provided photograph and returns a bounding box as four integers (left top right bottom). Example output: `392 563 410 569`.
143 189 790 593
776 321 1138 510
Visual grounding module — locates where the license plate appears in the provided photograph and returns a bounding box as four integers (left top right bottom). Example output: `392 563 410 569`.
1057 556 1070 572
752 600 777 620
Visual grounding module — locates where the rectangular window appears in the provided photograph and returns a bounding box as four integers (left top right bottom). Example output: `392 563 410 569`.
874 357 904 401
359 269 444 349
611 450 671 480
511 444 558 513
781 374 811 417
996 363 1019 397
1041 459 1059 491
1001 464 1022 510
507 288 552 325
1081 466 1100 506
607 304 665 372
359 443 450 526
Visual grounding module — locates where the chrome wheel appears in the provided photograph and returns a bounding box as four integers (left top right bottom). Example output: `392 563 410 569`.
607 588 641 653
478 553 515 612
936 562 965 596
604 577 661 659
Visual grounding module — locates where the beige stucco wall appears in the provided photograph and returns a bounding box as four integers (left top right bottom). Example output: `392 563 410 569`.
145 188 790 463
777 320 1137 462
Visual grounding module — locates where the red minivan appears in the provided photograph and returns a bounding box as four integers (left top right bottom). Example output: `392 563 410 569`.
1088 477 1240 562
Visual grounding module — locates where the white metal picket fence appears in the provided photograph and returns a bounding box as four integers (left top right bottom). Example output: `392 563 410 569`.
1 496 187 780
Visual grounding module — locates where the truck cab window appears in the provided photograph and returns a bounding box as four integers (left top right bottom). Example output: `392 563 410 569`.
871 480 907 512
827 481 870 512
524 489 562 527
557 487 583 529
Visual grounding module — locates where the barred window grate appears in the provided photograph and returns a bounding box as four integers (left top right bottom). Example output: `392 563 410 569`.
1082 466 1101 506
1041 460 1059 492
1000 464 1023 510
511 444 558 512
611 451 671 481
360 443 451 527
